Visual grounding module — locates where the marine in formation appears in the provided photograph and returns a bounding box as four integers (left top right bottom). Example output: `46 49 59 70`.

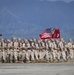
0 37 74 63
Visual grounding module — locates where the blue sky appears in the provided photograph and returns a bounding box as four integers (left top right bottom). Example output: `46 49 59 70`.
0 0 74 41
0 0 74 3
40 0 74 3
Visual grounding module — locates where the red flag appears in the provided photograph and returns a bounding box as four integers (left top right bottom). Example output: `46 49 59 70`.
52 28 60 38
56 29 60 38
39 27 60 39
39 32 52 39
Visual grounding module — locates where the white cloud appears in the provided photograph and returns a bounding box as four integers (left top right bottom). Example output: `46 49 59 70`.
40 0 74 3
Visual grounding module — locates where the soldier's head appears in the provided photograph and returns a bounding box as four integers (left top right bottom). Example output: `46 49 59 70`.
0 38 4 42
25 39 28 43
47 40 50 43
69 38 73 43
60 38 64 42
11 37 17 42
7 39 11 43
33 39 37 42
17 38 21 42
38 40 41 43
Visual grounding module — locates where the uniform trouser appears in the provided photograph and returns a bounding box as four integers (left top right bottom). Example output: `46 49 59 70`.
52 50 57 60
22 53 26 63
25 52 30 61
0 52 2 62
42 50 48 60
14 52 17 62
34 51 38 60
70 49 74 59
3 54 6 62
38 51 45 62
57 51 61 60
31 52 34 61
6 54 10 63
10 49 14 62
11 53 15 63
12 55 15 63
18 51 22 61
45 51 49 61
14 49 17 61
49 52 53 61
22 53 25 60
17 52 19 61
39 51 43 60
6 49 10 63
65 51 69 60
61 51 66 60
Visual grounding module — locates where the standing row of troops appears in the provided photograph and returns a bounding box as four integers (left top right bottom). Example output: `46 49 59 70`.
0 37 74 63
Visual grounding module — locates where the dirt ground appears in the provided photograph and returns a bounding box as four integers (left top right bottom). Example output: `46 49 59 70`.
0 62 74 75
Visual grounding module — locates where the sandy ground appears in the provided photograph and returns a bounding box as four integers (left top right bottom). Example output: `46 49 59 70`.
0 62 74 75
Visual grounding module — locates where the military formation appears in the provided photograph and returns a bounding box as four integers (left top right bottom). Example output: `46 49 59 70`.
0 37 74 63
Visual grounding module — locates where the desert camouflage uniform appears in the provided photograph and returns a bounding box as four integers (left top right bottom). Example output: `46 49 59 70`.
59 41 66 61
67 42 73 59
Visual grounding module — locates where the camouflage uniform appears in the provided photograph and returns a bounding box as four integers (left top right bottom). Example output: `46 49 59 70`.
67 42 73 59
59 40 66 61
